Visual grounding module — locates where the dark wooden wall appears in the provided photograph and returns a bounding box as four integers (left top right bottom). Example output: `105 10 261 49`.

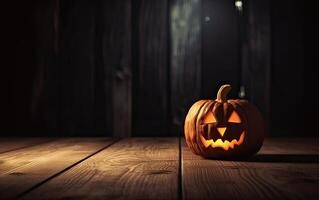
303 1 319 136
30 0 132 136
2 1 38 134
170 0 201 135
201 0 241 99
2 0 315 137
132 0 169 136
270 0 304 136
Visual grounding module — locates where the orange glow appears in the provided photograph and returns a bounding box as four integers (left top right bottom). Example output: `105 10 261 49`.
203 112 217 124
200 132 245 151
217 127 226 137
228 111 241 123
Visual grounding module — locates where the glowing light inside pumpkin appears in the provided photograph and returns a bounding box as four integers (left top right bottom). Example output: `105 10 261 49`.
203 112 217 124
200 132 245 151
217 127 226 137
228 111 241 123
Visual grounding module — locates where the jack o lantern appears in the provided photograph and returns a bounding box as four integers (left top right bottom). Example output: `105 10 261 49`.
184 84 265 159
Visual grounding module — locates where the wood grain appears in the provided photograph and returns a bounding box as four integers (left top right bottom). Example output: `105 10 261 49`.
0 138 54 154
98 0 132 137
182 138 319 200
21 138 179 200
58 0 97 135
170 0 201 135
1 137 318 200
32 0 58 133
0 138 113 199
259 138 319 154
243 0 271 125
132 0 169 136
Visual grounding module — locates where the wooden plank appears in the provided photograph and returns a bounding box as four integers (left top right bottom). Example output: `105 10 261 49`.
58 0 98 135
29 0 133 136
31 0 58 134
182 138 319 200
269 0 304 136
0 138 54 154
259 138 319 154
98 0 132 137
132 0 169 136
170 0 201 135
0 138 114 199
47 0 132 136
21 138 179 200
243 0 271 128
201 0 241 99
1 1 49 135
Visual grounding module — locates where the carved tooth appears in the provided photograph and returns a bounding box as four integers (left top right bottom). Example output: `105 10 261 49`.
229 141 234 149
224 141 230 150
200 135 211 148
200 132 245 150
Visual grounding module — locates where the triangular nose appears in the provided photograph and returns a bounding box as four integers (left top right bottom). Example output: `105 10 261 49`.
217 127 227 137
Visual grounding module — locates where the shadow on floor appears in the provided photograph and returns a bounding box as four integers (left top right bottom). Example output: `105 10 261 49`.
247 154 319 163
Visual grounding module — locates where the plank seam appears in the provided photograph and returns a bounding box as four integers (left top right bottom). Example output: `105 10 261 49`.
0 139 58 154
15 138 121 200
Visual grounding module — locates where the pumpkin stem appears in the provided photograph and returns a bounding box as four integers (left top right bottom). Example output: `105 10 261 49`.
216 84 231 102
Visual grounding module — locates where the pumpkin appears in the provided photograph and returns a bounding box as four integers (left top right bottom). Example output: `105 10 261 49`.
184 84 265 159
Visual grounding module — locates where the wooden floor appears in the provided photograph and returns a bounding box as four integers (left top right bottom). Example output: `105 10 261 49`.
0 138 318 200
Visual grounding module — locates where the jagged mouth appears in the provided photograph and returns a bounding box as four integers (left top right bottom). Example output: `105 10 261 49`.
200 132 245 151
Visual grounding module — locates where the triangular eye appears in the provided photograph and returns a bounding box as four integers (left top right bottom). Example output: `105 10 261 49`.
203 112 217 124
228 111 241 123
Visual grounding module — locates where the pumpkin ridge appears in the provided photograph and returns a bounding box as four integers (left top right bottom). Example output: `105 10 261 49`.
196 101 216 157
192 100 211 154
185 100 209 154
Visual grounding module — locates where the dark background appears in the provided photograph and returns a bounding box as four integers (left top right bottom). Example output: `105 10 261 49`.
1 0 317 137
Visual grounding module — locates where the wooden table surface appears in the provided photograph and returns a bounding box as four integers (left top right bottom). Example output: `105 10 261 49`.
0 137 318 200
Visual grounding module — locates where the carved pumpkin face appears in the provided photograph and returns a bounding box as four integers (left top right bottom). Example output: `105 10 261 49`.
184 84 265 159
200 108 245 151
